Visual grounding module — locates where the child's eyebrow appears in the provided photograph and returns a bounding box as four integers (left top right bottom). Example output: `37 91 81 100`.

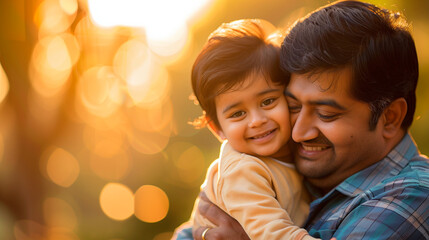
258 88 282 96
222 88 282 114
222 102 240 114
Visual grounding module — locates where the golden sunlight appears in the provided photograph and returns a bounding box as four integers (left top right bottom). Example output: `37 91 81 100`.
129 99 173 133
88 0 213 58
126 57 170 106
45 147 80 188
127 124 171 155
99 183 134 221
113 40 171 106
145 21 189 58
113 39 149 82
34 0 77 37
88 0 212 28
82 126 125 152
134 185 169 223
29 35 76 97
59 0 78 15
0 63 10 104
77 66 123 118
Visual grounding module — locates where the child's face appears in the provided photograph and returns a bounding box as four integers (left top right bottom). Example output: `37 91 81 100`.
213 72 291 160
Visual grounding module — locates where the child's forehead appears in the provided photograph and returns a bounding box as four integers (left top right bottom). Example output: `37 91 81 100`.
219 71 283 93
218 74 284 98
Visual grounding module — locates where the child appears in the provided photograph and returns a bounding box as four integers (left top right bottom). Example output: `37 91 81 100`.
189 19 314 239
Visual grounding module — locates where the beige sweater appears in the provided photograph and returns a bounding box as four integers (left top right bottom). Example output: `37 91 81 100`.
192 141 317 240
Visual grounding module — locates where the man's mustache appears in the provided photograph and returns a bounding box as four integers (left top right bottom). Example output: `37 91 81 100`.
294 133 333 146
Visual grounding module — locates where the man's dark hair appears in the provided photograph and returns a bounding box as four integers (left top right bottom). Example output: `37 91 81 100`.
281 0 419 130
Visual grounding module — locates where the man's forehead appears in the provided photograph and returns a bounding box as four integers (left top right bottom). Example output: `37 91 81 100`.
287 68 353 95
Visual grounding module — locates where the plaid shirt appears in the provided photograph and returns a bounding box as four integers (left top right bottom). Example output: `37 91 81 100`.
175 134 429 240
305 133 429 239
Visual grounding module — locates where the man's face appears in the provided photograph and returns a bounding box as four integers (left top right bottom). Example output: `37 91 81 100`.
285 68 387 191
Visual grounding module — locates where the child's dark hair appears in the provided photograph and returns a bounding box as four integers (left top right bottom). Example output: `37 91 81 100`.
191 19 288 129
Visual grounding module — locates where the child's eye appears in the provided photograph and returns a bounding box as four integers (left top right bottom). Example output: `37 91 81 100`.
261 98 276 107
229 111 245 119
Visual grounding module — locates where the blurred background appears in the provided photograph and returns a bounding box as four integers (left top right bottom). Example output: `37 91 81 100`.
0 0 427 239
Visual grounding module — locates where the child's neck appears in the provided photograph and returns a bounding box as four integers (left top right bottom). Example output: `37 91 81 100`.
266 143 293 164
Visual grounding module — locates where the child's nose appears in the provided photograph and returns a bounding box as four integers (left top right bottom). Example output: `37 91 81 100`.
248 111 268 128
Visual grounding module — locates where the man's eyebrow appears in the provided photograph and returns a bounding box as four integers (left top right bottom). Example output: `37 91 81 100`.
309 99 346 110
284 90 346 110
284 90 296 100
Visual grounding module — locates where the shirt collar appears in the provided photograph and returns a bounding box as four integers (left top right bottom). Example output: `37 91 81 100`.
335 133 418 197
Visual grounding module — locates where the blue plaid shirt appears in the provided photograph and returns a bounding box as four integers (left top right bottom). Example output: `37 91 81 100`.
175 133 429 239
305 133 429 239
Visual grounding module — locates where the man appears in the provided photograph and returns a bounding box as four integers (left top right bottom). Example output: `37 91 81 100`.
175 1 429 239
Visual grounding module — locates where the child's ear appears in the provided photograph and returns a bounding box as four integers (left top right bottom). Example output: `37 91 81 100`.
206 117 226 141
381 98 407 139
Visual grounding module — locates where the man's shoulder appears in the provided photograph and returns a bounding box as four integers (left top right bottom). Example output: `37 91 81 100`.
399 153 429 186
372 153 429 196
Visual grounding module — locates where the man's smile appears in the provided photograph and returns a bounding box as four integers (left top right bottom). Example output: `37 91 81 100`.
301 145 330 151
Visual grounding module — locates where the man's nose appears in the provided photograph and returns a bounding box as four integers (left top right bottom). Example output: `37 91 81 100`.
248 111 268 128
292 111 318 142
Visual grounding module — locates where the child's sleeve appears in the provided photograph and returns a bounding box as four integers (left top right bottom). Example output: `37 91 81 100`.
218 156 318 240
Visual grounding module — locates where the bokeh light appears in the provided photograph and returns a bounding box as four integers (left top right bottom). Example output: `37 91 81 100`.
45 147 80 188
99 183 134 221
29 34 79 97
77 66 123 118
89 143 131 180
145 22 190 58
0 0 428 239
88 0 212 61
34 0 78 37
43 197 77 230
87 0 213 30
127 125 171 155
113 39 171 106
134 185 169 223
59 0 78 15
128 99 174 133
168 142 206 186
0 63 10 104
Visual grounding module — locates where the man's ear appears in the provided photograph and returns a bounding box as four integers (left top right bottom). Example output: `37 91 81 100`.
206 118 226 141
381 98 407 139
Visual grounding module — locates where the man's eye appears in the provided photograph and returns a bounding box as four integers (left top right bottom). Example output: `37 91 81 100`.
261 98 276 107
229 111 245 118
318 112 340 121
288 105 301 113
